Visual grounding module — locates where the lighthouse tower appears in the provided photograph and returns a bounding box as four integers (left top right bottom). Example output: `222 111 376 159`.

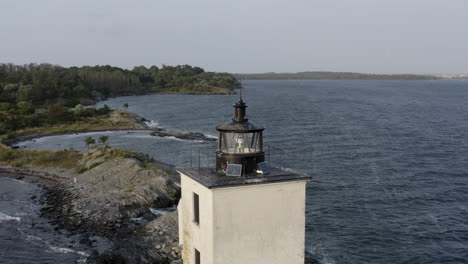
177 99 311 264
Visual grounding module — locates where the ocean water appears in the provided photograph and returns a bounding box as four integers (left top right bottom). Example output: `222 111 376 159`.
0 177 91 263
12 80 468 263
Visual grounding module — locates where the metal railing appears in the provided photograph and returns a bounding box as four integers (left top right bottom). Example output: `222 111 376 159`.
189 144 302 171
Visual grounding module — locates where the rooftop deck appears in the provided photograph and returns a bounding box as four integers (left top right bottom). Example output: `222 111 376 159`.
178 167 311 189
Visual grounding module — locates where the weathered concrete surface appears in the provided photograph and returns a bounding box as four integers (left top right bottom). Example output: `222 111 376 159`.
178 171 309 264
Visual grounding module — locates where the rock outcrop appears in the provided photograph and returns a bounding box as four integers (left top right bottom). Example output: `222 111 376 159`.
108 110 149 129
1 146 183 264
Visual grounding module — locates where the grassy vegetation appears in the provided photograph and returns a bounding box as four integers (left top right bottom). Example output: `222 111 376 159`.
76 145 155 173
0 110 147 145
0 144 82 168
0 144 171 176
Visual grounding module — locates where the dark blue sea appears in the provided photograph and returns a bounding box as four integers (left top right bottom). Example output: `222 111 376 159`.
7 80 468 263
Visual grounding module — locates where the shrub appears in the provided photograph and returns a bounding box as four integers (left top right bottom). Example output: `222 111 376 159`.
0 149 16 160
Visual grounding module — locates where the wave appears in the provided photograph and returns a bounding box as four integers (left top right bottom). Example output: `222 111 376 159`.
26 234 89 261
160 136 205 143
204 133 218 139
0 212 21 222
144 120 161 128
48 246 89 257
7 178 28 185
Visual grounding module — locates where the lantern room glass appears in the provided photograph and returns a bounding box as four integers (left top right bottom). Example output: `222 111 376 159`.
219 131 262 154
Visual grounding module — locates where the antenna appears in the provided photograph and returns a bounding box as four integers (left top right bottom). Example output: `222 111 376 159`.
237 75 243 101
239 86 243 101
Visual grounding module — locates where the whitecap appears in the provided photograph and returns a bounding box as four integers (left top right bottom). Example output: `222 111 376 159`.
144 120 161 128
204 134 218 139
26 234 90 259
0 212 21 222
163 136 184 141
160 136 205 143
48 246 89 257
8 178 28 185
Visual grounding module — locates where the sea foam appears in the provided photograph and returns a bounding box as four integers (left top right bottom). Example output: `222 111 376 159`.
48 246 89 257
144 120 160 128
0 212 21 222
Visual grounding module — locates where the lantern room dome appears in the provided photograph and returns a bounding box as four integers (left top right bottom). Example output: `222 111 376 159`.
216 99 264 132
216 120 264 132
215 99 265 176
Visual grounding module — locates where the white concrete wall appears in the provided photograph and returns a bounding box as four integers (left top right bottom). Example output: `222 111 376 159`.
178 173 214 264
178 171 308 264
212 180 307 264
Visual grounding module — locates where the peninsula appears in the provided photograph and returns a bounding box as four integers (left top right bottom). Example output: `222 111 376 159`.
0 63 240 143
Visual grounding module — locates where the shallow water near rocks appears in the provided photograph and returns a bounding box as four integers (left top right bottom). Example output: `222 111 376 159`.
13 80 468 263
0 177 92 263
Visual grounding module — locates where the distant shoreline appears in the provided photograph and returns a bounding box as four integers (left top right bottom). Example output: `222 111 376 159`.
236 72 468 81
241 78 468 81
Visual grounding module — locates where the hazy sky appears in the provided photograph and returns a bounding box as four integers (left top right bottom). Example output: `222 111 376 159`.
1 0 467 74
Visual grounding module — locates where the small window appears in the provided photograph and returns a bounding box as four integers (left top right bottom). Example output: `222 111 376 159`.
193 193 199 224
195 248 200 264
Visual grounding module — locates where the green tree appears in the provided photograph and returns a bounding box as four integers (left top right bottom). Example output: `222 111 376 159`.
47 102 73 123
17 101 35 115
16 84 33 102
98 135 109 145
0 63 241 136
85 136 96 146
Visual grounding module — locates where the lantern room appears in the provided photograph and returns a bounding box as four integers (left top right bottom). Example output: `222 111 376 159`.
215 99 265 175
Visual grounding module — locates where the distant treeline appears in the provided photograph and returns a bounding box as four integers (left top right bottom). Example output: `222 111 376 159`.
235 72 441 80
0 63 241 107
0 63 240 136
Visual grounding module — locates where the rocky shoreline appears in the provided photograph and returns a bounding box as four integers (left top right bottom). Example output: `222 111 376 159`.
1 108 320 264
5 109 216 147
150 128 216 141
0 146 184 264
0 163 319 264
8 128 153 148
3 110 152 147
